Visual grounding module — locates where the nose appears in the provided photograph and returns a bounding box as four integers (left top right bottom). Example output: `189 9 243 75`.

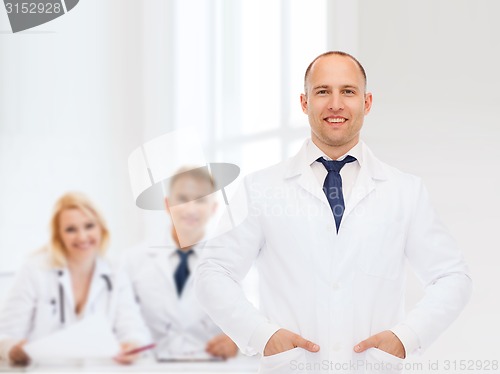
328 92 344 111
184 200 199 215
76 229 88 242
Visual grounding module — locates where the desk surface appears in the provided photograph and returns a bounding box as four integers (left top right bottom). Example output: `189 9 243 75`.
0 355 260 373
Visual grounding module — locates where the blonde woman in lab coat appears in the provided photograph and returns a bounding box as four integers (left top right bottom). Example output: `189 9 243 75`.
123 167 238 360
0 192 151 366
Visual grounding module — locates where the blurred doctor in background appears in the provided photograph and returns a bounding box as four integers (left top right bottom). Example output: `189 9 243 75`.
0 192 151 366
122 167 238 360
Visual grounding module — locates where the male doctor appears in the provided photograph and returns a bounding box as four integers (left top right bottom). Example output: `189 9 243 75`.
196 51 472 373
123 167 238 360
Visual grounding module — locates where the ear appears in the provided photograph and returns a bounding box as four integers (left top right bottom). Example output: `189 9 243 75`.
300 93 308 114
364 92 373 115
164 197 171 214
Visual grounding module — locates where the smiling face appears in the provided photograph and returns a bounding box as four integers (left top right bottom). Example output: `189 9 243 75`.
300 54 372 158
166 174 217 248
58 208 102 262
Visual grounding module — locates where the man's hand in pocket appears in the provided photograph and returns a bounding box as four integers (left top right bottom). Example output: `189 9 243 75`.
264 329 320 357
354 330 406 359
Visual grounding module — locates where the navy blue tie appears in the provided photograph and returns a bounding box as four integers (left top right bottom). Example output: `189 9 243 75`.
317 155 357 233
174 249 193 296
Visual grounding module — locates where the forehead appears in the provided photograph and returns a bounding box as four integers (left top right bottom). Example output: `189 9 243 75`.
307 55 365 89
170 175 213 195
59 208 94 223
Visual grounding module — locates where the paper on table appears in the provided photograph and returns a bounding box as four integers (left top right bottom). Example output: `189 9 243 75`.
156 349 217 362
24 312 121 360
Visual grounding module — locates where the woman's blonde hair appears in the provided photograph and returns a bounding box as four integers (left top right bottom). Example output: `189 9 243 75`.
49 192 110 267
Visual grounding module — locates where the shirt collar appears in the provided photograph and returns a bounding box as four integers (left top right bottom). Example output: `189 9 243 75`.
306 139 364 166
147 229 204 257
168 243 202 257
285 138 387 181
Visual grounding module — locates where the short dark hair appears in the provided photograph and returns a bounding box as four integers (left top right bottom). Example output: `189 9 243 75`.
303 51 367 94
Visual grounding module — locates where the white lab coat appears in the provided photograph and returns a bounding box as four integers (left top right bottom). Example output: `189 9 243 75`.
0 250 151 362
122 234 222 357
195 139 472 373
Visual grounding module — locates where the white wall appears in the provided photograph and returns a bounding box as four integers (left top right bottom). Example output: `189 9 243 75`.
0 0 148 275
0 0 150 303
355 0 500 361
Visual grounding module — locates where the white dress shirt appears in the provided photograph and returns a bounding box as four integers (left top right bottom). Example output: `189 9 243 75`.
308 140 363 209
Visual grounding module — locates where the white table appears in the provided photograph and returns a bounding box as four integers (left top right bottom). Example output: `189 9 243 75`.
0 355 260 373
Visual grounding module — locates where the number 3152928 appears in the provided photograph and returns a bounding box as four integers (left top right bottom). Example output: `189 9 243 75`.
5 3 62 14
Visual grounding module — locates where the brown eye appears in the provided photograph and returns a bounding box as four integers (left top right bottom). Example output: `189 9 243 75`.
65 227 76 233
85 223 95 230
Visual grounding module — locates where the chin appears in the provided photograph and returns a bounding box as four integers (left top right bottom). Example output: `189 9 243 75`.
322 134 356 147
69 248 98 257
177 226 204 238
178 225 202 235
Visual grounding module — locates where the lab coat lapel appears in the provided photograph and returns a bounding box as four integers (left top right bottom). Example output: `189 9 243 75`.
343 142 388 220
167 254 190 327
142 245 183 329
150 246 178 297
343 162 376 219
284 141 330 208
296 168 330 207
57 268 75 317
147 230 180 297
177 254 207 327
84 258 110 314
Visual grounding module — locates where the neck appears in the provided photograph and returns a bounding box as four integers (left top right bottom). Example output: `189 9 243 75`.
171 227 204 250
67 256 96 277
312 136 359 160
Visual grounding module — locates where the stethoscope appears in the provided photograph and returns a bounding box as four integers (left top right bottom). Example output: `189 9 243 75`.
54 270 113 324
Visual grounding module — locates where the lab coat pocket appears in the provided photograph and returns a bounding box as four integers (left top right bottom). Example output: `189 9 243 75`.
365 348 404 373
358 220 406 280
36 298 58 324
259 347 306 374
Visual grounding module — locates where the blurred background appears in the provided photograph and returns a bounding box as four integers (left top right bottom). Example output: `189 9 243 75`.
0 0 499 364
